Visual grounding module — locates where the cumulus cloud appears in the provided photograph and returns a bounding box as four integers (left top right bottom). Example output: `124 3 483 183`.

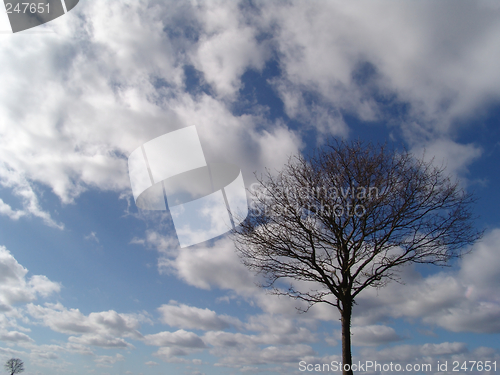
0 330 33 344
0 0 497 236
0 0 303 231
137 232 315 317
0 199 25 221
190 0 269 97
144 329 206 348
460 228 500 296
170 93 303 181
0 245 60 309
28 275 61 298
153 346 194 362
143 303 319 366
423 229 500 333
203 325 315 350
158 301 241 331
27 303 143 349
191 313 318 367
0 168 63 228
94 353 125 368
261 0 500 139
411 139 483 180
27 344 65 363
352 229 500 334
243 314 317 345
0 346 27 359
64 342 94 356
144 329 207 361
158 236 255 292
68 335 132 349
350 325 404 347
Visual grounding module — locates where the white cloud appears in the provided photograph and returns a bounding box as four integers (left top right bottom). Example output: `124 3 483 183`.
270 78 350 138
411 139 483 180
0 330 33 344
0 0 304 231
143 308 318 366
154 235 310 315
68 335 133 349
27 303 90 334
350 325 404 347
0 346 27 359
0 199 25 220
203 325 315 349
244 314 317 345
0 0 181 215
423 229 500 333
158 236 255 292
352 229 500 334
170 93 303 182
94 353 124 368
130 230 178 256
27 303 143 348
261 0 500 139
28 275 61 298
33 351 59 360
0 0 498 232
0 246 60 309
210 342 315 366
252 124 303 171
192 7 268 98
84 231 99 243
144 329 207 361
0 168 63 228
460 228 500 294
143 329 206 348
64 342 94 356
194 314 317 367
153 346 193 362
27 344 65 363
158 301 241 331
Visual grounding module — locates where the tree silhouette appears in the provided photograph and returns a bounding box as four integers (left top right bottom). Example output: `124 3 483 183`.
4 358 24 375
233 140 482 375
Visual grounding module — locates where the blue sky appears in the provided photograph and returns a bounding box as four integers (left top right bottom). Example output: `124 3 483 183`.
1 1 500 374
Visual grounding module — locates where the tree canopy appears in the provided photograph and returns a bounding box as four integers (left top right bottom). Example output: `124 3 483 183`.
4 358 24 375
233 140 482 375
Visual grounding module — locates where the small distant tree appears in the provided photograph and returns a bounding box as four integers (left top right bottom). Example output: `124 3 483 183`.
4 358 24 375
233 140 483 375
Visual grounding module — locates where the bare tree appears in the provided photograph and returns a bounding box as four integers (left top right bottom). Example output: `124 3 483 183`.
232 140 482 375
4 358 24 375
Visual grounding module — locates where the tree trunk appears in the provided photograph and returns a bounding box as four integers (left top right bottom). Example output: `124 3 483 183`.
340 299 353 375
